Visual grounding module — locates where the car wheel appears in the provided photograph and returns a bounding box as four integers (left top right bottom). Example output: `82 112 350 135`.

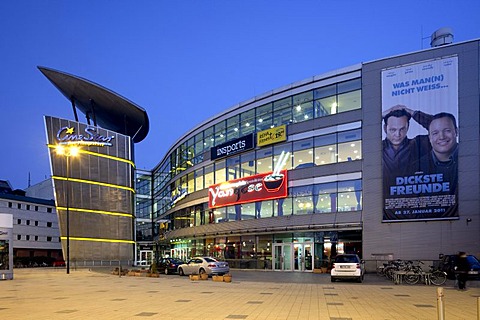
357 276 363 283
178 268 184 276
199 268 206 275
164 268 169 275
331 277 335 282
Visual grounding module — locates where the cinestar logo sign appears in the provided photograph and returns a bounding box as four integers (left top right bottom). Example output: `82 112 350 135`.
210 133 254 160
56 126 115 147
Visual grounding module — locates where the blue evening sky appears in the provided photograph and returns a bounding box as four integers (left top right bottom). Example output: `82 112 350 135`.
1 1 479 190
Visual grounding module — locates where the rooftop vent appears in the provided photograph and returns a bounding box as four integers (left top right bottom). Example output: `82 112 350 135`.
430 27 453 47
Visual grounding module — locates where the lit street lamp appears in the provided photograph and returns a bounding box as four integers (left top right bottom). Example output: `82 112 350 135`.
56 144 80 274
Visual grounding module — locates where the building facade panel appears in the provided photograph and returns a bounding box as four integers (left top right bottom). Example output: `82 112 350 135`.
44 116 135 263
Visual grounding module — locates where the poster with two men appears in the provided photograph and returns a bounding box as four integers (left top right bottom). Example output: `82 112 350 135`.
382 56 458 221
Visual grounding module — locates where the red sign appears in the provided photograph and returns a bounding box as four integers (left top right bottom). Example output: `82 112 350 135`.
208 170 288 209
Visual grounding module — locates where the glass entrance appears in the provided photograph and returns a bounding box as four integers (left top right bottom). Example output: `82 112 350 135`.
274 242 313 272
273 244 292 271
138 250 153 266
294 242 313 272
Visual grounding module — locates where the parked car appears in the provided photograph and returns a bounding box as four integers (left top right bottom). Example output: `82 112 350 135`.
177 257 229 276
158 258 184 275
440 254 480 280
52 259 66 267
330 254 365 283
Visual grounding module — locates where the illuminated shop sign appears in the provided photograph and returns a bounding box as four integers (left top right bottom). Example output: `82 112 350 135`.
56 126 115 147
257 125 287 147
208 169 288 208
171 187 188 207
210 133 254 160
209 151 290 208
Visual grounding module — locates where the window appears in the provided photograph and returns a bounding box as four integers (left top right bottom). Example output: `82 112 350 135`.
17 203 21 209
240 109 255 136
26 204 30 210
256 103 273 131
292 138 314 168
293 92 313 123
47 208 52 213
273 97 293 126
256 147 273 174
214 121 226 146
337 179 362 212
26 220 30 226
35 221 38 226
314 134 337 166
204 164 214 187
47 237 52 242
337 129 362 162
35 236 38 241
17 219 21 225
26 235 30 241
204 126 214 149
240 151 255 177
226 156 240 181
187 172 194 194
214 160 226 184
47 222 52 228
292 185 313 215
35 206 38 211
226 115 240 141
194 168 204 191
8 202 12 208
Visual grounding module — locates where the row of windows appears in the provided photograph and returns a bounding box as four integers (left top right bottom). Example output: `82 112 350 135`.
7 202 53 213
15 234 58 242
171 178 362 230
154 127 362 218
15 219 54 228
154 78 361 193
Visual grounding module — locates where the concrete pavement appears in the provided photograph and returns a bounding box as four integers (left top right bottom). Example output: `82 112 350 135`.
0 267 478 319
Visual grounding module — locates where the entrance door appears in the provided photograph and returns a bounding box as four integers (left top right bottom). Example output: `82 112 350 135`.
273 244 292 271
293 243 314 272
138 250 153 266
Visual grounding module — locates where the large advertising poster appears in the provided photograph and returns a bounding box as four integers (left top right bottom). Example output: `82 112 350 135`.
381 56 458 221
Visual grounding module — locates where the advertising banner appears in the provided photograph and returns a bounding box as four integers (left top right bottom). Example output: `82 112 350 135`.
208 170 288 209
381 56 458 221
257 125 287 147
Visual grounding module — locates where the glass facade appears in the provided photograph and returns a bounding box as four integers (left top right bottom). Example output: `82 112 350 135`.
147 74 363 270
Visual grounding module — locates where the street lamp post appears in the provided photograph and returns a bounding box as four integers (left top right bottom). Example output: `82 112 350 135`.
56 145 79 275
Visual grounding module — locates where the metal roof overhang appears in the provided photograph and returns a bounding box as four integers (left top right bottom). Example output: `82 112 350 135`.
38 66 149 143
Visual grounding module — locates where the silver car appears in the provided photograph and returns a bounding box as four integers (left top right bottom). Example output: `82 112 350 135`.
178 257 229 276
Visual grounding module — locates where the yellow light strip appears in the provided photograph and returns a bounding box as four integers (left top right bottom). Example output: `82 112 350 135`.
48 144 135 168
60 236 135 244
53 176 135 193
57 206 133 218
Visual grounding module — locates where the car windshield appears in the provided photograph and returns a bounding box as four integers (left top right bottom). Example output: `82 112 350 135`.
467 256 480 264
170 259 183 263
335 255 359 263
204 257 217 262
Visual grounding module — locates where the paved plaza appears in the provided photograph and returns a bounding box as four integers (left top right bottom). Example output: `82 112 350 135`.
0 268 479 319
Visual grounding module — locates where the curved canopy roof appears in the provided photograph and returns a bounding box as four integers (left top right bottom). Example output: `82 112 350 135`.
38 66 149 143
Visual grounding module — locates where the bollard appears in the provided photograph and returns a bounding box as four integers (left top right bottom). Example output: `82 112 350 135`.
436 287 445 320
119 261 122 278
477 297 479 320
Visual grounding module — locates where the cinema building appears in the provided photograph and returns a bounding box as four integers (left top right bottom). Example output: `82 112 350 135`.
152 34 479 271
40 32 479 271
